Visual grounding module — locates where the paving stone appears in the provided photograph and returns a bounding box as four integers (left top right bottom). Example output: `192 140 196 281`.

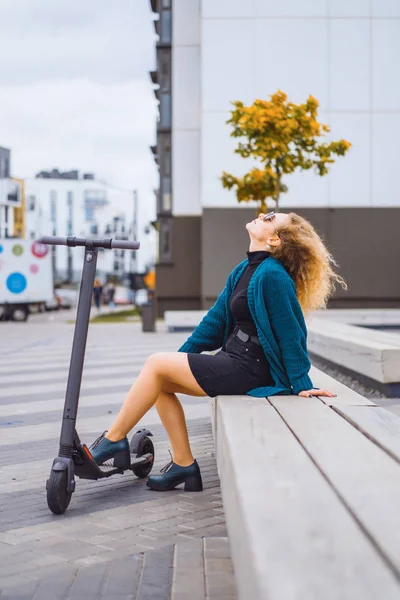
203 537 232 559
102 555 142 596
0 576 39 599
136 565 172 600
67 562 109 597
31 568 78 600
141 545 174 567
171 571 206 600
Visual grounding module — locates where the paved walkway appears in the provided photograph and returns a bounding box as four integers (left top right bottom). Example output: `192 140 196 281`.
0 322 236 599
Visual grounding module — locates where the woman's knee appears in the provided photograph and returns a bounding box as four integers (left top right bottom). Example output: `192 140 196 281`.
145 352 169 373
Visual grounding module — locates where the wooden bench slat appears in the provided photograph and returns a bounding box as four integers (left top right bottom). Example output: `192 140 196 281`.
333 405 400 465
269 395 400 575
310 366 376 406
217 396 400 600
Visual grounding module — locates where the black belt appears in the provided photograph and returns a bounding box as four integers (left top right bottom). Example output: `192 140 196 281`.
234 327 261 346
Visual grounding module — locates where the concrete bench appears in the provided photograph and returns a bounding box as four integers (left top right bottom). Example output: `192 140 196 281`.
307 318 400 396
210 367 400 600
164 310 207 332
311 308 400 327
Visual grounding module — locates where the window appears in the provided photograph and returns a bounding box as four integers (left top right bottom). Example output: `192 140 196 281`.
67 191 73 235
159 133 171 176
159 217 172 263
7 181 20 203
159 49 171 91
161 176 171 212
160 9 171 44
90 223 98 235
84 189 107 207
155 189 161 215
85 207 95 221
159 93 171 128
28 195 36 211
0 150 10 178
50 191 57 232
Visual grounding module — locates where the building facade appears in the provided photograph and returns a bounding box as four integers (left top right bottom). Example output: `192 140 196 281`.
150 0 400 313
0 147 24 239
25 171 135 284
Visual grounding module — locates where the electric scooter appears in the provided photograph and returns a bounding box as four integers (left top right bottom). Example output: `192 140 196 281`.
40 236 155 515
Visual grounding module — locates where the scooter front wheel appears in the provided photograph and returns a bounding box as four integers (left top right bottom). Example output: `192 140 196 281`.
46 469 72 514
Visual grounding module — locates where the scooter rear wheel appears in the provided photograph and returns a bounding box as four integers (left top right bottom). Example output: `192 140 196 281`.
47 470 72 514
131 437 155 478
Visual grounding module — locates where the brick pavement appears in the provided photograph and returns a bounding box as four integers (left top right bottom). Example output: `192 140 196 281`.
0 322 236 599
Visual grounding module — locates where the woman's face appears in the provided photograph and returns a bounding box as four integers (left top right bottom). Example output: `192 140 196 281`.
246 212 289 245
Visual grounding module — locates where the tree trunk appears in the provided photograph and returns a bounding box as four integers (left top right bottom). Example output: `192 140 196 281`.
260 198 267 213
256 198 267 215
274 170 281 212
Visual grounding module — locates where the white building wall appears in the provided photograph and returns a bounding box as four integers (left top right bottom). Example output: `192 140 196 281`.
172 0 201 216
24 178 137 281
199 0 400 210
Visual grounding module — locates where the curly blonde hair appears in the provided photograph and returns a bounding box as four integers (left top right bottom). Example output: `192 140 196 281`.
271 212 347 315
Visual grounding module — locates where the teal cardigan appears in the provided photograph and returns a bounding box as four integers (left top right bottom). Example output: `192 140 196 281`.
178 256 314 397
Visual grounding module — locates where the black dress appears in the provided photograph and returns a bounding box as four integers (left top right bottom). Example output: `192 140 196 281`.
187 250 274 397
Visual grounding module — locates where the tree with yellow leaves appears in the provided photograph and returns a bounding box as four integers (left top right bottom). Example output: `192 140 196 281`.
221 91 351 212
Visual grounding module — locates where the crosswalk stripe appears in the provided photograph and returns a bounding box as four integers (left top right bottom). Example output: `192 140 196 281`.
0 402 210 446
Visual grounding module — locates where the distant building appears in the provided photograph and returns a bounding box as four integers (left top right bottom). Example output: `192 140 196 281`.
25 171 133 283
150 0 400 313
0 147 23 239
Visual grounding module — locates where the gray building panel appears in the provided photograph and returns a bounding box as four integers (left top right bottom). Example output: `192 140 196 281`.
0 146 10 178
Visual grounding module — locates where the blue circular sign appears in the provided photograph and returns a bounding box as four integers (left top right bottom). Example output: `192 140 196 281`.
0 244 3 253
6 272 27 294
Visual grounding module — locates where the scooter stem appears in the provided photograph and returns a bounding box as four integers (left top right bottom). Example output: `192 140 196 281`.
58 246 98 457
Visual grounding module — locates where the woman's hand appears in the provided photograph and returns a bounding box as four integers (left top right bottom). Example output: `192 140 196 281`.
298 389 337 398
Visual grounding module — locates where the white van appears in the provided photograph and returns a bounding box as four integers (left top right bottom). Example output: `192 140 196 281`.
0 239 53 322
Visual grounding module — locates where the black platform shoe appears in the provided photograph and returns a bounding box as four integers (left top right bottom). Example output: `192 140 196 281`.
146 453 203 492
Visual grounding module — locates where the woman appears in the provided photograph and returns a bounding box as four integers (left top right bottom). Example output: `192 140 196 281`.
90 211 346 492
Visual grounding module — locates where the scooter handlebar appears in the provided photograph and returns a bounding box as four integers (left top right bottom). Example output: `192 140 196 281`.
40 236 68 246
39 236 140 250
110 239 140 250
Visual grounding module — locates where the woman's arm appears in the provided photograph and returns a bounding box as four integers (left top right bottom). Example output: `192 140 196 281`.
177 287 227 354
263 272 314 395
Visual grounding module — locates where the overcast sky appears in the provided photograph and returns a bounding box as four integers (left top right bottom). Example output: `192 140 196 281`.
0 0 158 222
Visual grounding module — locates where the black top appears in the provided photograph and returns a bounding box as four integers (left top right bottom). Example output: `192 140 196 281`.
229 250 271 336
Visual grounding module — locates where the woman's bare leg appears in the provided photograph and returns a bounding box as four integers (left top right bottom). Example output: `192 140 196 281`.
154 390 197 466
106 353 207 454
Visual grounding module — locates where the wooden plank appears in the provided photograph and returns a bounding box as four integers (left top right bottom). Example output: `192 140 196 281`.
333 405 400 465
310 366 376 406
269 395 400 576
216 396 400 600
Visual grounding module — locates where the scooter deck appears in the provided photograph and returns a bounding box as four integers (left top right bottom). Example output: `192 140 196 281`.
73 443 153 480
